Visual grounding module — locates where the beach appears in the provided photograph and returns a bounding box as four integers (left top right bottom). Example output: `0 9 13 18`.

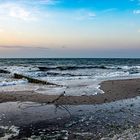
0 78 140 105
1 58 140 139
0 78 140 139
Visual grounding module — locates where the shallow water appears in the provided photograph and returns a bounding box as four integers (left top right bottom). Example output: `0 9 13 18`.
1 58 140 96
0 97 140 139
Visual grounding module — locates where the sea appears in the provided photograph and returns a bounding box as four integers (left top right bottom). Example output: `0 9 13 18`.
0 58 140 95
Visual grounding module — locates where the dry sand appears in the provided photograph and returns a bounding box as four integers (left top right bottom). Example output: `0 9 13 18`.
0 78 140 104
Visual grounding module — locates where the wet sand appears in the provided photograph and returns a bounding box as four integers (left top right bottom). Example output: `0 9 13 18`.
0 78 140 139
0 97 140 139
0 78 140 105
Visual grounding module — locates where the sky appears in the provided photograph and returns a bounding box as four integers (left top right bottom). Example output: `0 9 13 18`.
0 0 140 58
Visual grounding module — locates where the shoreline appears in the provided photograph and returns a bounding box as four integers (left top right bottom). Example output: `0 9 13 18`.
1 78 140 139
0 78 140 104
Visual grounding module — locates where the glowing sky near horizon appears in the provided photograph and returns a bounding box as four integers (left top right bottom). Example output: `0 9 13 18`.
0 0 140 58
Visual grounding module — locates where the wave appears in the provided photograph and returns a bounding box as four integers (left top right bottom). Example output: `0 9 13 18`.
38 65 140 71
0 79 28 87
6 66 39 74
118 66 140 74
5 65 140 74
46 72 87 77
0 69 11 74
28 65 140 78
26 71 88 78
38 65 111 71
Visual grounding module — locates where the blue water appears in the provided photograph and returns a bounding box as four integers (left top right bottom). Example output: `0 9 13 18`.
0 58 140 67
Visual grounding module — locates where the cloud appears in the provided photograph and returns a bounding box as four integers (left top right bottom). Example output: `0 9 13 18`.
0 0 60 21
9 6 32 20
13 0 60 6
102 8 117 13
0 3 37 21
133 10 140 14
75 9 96 21
131 0 140 4
38 0 60 5
0 45 49 50
88 12 96 19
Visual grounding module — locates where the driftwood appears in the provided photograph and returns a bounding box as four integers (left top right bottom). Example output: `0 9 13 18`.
14 73 59 86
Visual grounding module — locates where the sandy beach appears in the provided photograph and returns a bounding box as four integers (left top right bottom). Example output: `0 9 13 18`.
0 78 140 140
1 78 140 139
0 78 140 105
